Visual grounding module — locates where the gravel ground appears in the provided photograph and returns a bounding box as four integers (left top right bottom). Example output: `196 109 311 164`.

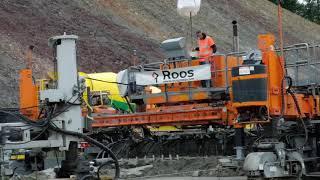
143 177 246 180
8 156 244 179
98 156 244 179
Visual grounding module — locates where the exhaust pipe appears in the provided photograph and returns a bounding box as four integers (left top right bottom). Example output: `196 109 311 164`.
232 20 239 52
26 45 34 69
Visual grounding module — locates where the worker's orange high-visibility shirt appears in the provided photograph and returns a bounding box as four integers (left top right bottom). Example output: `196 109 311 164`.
198 36 215 60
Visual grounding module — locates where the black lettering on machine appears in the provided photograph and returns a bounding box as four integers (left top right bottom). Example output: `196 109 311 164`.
136 64 210 86
161 69 194 82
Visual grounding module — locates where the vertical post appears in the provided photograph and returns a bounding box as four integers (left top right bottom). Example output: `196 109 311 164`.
277 0 285 71
133 49 137 66
26 45 34 69
0 148 3 180
85 87 92 132
190 12 193 47
224 55 229 89
232 20 239 52
234 127 245 160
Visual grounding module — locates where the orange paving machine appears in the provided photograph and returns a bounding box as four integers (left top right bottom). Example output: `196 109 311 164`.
19 33 320 179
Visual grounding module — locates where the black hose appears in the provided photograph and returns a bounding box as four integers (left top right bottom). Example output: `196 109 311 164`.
280 77 286 118
0 98 120 179
85 77 144 87
0 109 49 127
97 162 112 180
124 96 134 113
288 89 308 150
280 76 293 118
48 123 120 179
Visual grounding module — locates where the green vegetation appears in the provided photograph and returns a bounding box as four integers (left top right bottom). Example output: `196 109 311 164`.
269 0 320 24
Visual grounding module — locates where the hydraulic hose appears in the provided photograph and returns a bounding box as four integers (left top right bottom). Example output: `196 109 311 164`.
287 89 308 150
48 124 120 179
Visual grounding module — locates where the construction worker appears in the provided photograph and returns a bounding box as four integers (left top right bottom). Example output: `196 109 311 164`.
194 30 217 87
194 30 217 59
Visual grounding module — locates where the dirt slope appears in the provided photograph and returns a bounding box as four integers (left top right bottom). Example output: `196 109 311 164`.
0 0 319 107
100 0 320 51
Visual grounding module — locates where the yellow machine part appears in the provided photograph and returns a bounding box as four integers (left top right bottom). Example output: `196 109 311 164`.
148 126 182 132
79 72 130 111
40 72 124 103
10 154 25 161
38 72 133 112
80 72 124 101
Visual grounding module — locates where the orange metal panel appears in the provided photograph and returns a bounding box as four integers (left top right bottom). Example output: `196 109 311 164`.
146 91 210 105
192 91 209 100
264 51 283 117
212 56 242 88
314 96 320 116
92 107 227 127
168 94 189 102
232 101 267 108
19 69 39 120
231 74 267 81
147 103 209 112
146 95 166 104
284 94 313 118
224 102 237 126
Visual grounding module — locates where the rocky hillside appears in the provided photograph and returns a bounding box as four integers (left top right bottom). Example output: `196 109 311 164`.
0 0 320 107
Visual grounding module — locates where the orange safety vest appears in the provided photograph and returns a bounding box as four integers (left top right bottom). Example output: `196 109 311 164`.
198 36 215 61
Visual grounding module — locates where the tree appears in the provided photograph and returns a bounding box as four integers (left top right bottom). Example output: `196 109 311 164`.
268 0 320 24
269 0 303 14
303 0 320 24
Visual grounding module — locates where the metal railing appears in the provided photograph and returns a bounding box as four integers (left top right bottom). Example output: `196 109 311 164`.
279 43 320 86
126 53 245 98
126 43 320 98
223 52 247 89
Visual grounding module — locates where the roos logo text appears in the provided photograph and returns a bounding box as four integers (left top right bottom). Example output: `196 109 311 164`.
135 64 211 85
162 70 194 80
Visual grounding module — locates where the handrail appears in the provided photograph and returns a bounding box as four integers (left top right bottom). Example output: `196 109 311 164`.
126 43 320 93
280 43 320 86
